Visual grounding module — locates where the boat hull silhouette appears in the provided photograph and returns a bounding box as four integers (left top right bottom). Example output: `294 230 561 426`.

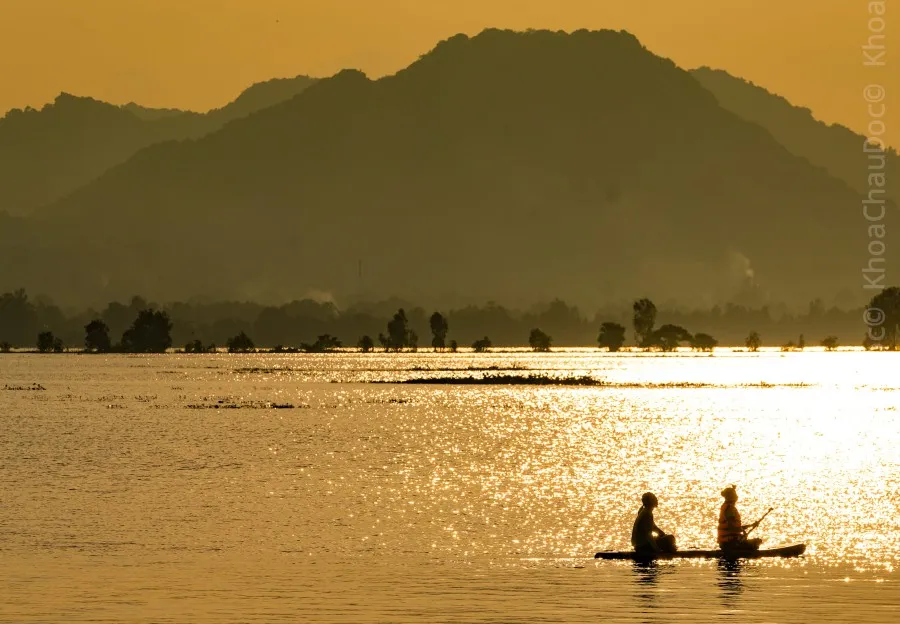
594 543 806 560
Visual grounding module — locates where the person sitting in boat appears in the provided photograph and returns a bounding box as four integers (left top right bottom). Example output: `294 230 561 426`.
718 485 763 550
632 492 675 554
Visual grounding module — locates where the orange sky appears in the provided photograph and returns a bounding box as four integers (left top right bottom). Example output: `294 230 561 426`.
1 0 896 143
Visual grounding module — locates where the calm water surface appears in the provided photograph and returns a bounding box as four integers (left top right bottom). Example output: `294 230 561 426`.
1 351 898 622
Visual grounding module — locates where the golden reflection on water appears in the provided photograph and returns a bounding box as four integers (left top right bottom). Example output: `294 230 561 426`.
0 351 898 621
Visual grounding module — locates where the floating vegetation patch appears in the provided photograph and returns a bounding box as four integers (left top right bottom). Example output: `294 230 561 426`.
373 375 813 388
186 398 306 409
408 364 527 372
233 367 298 375
366 397 412 404
386 374 601 386
3 383 46 391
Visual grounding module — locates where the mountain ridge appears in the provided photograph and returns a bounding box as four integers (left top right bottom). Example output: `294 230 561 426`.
0 75 317 216
0 29 882 310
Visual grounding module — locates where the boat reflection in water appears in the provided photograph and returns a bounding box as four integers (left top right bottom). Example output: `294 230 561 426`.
717 558 746 611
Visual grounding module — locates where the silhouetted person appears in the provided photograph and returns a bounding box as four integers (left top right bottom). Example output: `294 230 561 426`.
717 486 762 551
631 492 673 555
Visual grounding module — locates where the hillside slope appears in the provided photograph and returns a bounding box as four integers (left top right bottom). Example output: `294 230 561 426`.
693 66 898 202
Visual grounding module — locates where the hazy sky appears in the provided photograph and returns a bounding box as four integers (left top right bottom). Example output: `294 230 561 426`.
1 0 896 143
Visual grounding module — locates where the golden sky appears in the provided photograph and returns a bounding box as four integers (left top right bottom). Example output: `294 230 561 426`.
1 0 896 143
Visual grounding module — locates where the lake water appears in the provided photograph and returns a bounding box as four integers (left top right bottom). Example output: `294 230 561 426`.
1 350 898 622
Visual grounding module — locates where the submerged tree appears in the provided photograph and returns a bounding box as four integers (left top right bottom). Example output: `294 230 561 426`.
429 312 449 351
448 339 458 353
302 334 341 353
0 341 11 353
226 331 256 353
528 328 552 352
647 324 692 352
184 339 216 353
472 336 492 353
84 319 111 353
120 309 173 353
745 331 761 352
0 288 39 346
597 322 626 352
632 298 657 348
358 335 374 353
821 336 839 351
384 309 411 352
867 286 900 350
690 332 718 352
37 330 63 353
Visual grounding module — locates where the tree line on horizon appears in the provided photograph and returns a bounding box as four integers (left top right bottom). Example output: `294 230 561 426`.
2 288 899 354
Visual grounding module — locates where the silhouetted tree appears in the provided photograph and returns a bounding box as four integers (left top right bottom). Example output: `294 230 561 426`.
0 288 39 346
120 309 173 353
36 331 53 353
84 319 111 353
690 332 718 352
868 287 900 350
358 335 374 353
449 339 458 353
529 328 552 352
472 336 492 353
385 309 411 352
0 341 11 353
430 312 449 351
633 298 657 347
862 333 877 351
37 331 63 353
184 339 215 353
647 324 692 351
745 331 761 352
408 330 419 352
226 331 255 353
821 336 838 351
797 334 806 350
597 322 626 352
301 334 341 353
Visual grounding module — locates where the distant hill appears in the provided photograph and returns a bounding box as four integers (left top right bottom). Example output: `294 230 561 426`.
692 67 898 201
0 75 316 215
205 76 318 124
0 30 883 309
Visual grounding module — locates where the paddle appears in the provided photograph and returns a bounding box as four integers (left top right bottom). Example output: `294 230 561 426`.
744 507 773 536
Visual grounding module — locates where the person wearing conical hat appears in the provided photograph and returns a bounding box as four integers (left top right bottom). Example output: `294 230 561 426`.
717 485 762 550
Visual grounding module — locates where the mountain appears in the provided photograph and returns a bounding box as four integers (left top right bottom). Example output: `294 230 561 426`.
1 29 883 309
692 67 898 202
0 75 316 215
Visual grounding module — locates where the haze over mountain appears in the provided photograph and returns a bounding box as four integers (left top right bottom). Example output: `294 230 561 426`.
0 29 884 310
0 76 316 215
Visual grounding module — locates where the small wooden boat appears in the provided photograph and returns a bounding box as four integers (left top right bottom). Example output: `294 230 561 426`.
594 543 805 560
